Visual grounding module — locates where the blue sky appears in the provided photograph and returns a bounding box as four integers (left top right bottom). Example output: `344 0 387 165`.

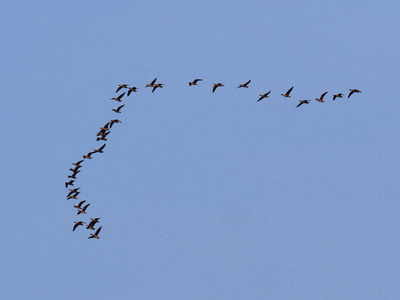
2 1 400 299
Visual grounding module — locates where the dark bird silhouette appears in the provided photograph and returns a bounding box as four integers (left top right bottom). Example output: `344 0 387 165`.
315 92 328 102
109 119 122 128
112 105 125 113
68 170 80 179
73 200 86 210
189 79 202 86
73 221 86 231
237 80 251 88
296 100 310 108
127 86 138 96
83 151 95 160
67 188 81 197
333 93 343 101
281 86 294 98
348 89 362 98
97 132 110 141
94 144 106 154
67 191 80 200
111 92 125 102
77 203 90 215
146 78 157 88
69 166 81 173
116 84 128 93
86 218 101 230
72 160 84 167
212 83 224 93
152 83 164 93
257 91 271 102
88 226 102 239
65 180 75 188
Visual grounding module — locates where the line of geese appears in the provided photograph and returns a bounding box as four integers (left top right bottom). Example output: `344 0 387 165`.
113 78 362 108
65 87 132 239
65 79 362 238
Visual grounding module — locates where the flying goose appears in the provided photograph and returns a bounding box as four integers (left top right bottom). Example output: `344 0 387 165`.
152 83 164 93
112 105 125 113
348 89 362 98
315 92 328 102
73 200 86 210
127 86 138 96
237 80 251 88
333 93 343 101
281 86 294 98
94 144 106 154
296 100 310 108
257 91 271 102
212 83 224 93
116 84 128 93
65 180 75 188
77 203 90 215
73 221 86 231
145 78 157 88
189 79 202 86
111 92 125 102
109 119 122 128
88 226 102 239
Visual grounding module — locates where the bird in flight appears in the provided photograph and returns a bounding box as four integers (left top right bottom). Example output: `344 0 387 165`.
315 91 328 103
257 91 271 102
112 105 125 114
77 203 90 215
65 180 75 188
281 86 294 98
111 92 125 102
72 160 84 167
115 84 128 93
127 86 138 96
296 100 310 108
73 200 86 210
109 119 122 128
152 83 164 93
73 221 86 231
146 78 157 88
348 89 362 98
83 151 95 160
237 80 251 88
88 226 102 239
86 218 101 230
333 93 343 101
93 144 106 154
189 79 202 86
212 83 224 93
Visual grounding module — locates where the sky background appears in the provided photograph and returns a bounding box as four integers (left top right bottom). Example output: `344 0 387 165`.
2 0 400 299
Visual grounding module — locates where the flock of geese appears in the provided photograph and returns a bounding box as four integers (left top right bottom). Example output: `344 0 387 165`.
65 78 362 239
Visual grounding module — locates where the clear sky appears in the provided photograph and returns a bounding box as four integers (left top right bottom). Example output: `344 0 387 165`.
2 0 400 299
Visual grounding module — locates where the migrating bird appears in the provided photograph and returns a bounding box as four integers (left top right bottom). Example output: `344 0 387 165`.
72 160 84 167
77 203 90 215
73 221 86 231
296 100 310 108
116 84 128 93
257 91 271 102
237 80 251 88
212 83 224 93
281 86 294 98
333 93 343 101
146 78 157 88
189 79 202 86
111 92 125 102
67 188 81 197
68 170 80 179
73 200 86 210
93 144 106 154
87 218 101 230
69 166 81 173
109 119 122 128
315 91 328 103
83 151 95 160
127 86 138 96
88 226 102 239
348 89 362 98
67 191 80 200
112 105 125 114
65 180 75 188
97 131 110 141
152 83 164 93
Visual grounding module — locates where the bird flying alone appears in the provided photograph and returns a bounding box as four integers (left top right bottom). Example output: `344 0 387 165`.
88 226 102 239
296 100 310 108
112 105 125 113
257 91 271 102
281 86 294 98
333 93 343 101
237 80 251 88
212 83 224 93
315 91 328 103
348 89 362 98
189 79 202 86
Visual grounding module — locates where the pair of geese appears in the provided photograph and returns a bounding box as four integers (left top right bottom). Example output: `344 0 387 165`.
73 217 102 239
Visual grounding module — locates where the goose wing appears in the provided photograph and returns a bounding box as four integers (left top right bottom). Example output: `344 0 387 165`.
150 78 157 85
212 85 217 93
320 91 328 100
95 226 102 235
286 86 294 95
244 79 251 86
